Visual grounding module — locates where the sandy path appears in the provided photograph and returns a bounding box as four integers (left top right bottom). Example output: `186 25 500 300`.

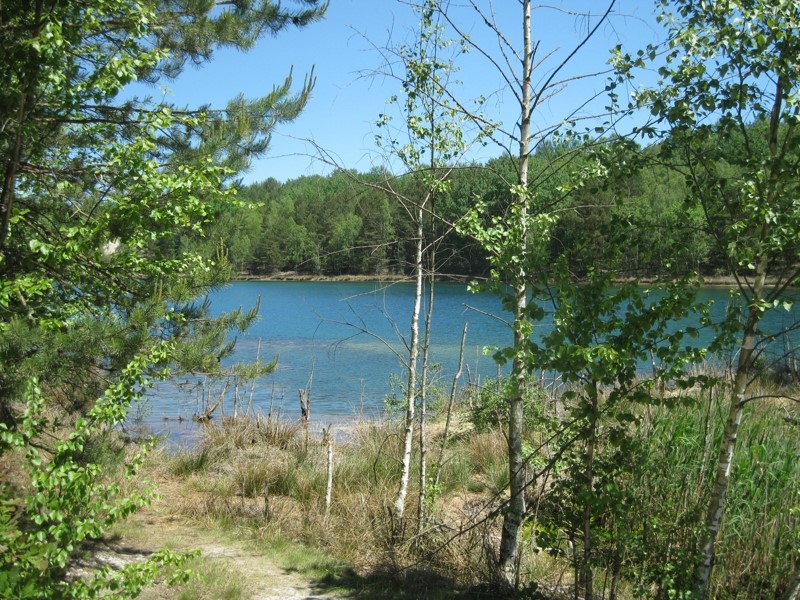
84 475 349 600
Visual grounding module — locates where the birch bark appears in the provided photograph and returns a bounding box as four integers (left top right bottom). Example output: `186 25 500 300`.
497 0 532 588
393 198 425 522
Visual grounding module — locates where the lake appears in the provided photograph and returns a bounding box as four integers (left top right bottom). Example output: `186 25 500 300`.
140 281 798 442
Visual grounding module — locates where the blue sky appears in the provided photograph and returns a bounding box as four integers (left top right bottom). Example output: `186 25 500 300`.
147 1 665 184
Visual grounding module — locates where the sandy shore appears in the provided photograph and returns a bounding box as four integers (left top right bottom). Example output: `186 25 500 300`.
234 272 791 287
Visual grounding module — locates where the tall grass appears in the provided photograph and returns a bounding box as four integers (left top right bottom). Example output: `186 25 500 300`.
713 399 799 598
155 371 799 599
596 384 800 598
163 417 409 563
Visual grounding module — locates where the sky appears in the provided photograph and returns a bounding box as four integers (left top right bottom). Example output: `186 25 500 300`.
145 1 666 184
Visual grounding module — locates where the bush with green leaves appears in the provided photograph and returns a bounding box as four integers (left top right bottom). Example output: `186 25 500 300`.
0 346 197 599
465 376 548 434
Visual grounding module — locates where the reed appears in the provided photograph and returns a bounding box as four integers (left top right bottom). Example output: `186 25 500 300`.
606 383 800 598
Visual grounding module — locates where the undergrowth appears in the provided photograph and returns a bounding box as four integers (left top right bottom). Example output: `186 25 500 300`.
150 373 800 599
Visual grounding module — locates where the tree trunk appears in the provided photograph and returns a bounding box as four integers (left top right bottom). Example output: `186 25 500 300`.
692 251 768 597
609 550 622 600
299 388 310 421
693 73 785 596
417 152 437 530
497 0 532 590
245 339 262 418
782 555 800 600
323 425 333 519
581 388 598 600
299 386 311 450
417 260 435 532
434 322 468 489
393 200 425 522
0 0 45 252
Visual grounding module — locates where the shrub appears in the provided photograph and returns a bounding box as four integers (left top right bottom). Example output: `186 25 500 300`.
0 351 193 598
465 377 548 433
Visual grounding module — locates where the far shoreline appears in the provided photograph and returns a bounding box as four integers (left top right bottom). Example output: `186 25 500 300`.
233 272 790 288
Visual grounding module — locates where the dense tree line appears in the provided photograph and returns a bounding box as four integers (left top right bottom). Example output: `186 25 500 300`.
187 138 733 280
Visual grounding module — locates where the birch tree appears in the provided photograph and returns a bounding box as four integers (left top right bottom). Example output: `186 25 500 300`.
436 0 618 588
611 0 800 595
375 1 473 524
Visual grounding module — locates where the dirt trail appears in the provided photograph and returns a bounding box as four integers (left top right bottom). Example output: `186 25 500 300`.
93 476 348 600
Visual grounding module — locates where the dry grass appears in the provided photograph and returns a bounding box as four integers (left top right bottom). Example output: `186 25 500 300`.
149 413 505 596
136 368 800 600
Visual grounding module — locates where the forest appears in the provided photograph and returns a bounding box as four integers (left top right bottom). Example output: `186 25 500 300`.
191 141 724 280
1 0 799 599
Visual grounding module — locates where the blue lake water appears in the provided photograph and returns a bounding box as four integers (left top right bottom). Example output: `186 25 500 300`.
141 281 798 442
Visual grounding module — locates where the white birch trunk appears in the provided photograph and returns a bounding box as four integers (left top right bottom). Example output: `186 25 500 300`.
783 558 800 600
693 253 767 596
324 425 333 519
693 75 785 597
417 116 438 531
498 0 532 588
434 322 468 489
417 264 435 532
393 201 425 522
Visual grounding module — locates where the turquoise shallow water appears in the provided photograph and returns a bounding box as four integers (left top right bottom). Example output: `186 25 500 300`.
139 281 799 443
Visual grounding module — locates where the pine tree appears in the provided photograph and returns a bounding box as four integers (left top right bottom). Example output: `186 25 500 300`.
0 1 324 595
0 0 325 420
